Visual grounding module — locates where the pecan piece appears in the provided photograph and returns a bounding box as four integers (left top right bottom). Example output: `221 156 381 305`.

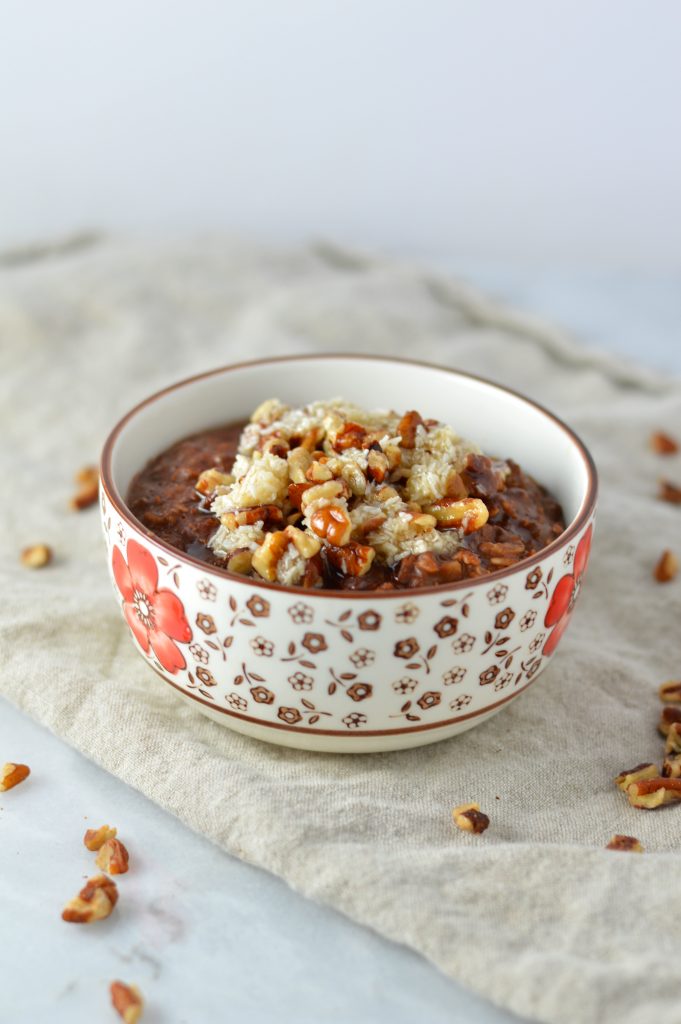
0 763 30 792
288 481 315 509
220 505 283 529
367 448 390 484
614 762 658 793
251 531 291 582
325 541 375 577
606 834 644 852
333 421 367 451
195 468 234 496
96 838 130 875
225 548 254 575
397 410 424 449
71 466 100 510
658 706 681 737
62 875 119 923
84 825 117 851
110 981 144 1023
662 752 681 779
659 680 681 703
665 722 681 754
653 549 679 582
658 479 681 504
20 544 53 569
309 506 352 546
650 431 679 455
452 802 489 834
627 777 681 809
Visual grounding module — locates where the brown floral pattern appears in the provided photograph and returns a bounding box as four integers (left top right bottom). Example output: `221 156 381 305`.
529 633 545 653
442 666 466 686
417 691 441 710
278 706 303 725
347 682 373 702
494 608 515 630
450 694 472 711
196 666 217 687
433 615 458 638
519 610 537 631
452 633 475 655
251 685 275 704
525 567 543 590
250 636 274 657
302 632 327 654
479 665 500 686
189 643 209 664
288 601 314 624
227 692 247 711
394 638 420 659
350 647 375 668
392 676 418 694
394 602 419 624
196 612 217 635
487 584 508 605
357 610 381 631
246 595 270 618
342 712 367 729
196 579 217 602
494 672 513 692
288 671 314 691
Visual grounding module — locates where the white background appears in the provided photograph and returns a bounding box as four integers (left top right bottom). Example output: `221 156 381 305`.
2 0 681 269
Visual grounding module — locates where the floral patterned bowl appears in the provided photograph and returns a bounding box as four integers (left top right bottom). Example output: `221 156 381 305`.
100 356 597 753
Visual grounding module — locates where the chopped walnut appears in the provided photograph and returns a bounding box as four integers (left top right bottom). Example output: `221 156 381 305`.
665 722 681 755
20 544 53 569
650 431 679 455
0 763 30 792
96 838 130 875
71 466 100 510
452 802 490 834
659 680 681 703
614 762 658 793
606 834 644 852
83 825 117 851
627 777 681 809
110 981 144 1023
653 549 679 583
62 875 118 923
662 752 681 779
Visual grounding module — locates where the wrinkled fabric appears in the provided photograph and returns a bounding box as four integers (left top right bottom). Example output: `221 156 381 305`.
1 237 680 1024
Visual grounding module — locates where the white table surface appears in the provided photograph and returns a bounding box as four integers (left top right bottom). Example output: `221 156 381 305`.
2 262 678 1024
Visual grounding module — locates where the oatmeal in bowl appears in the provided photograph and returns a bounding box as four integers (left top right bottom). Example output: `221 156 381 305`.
101 355 597 753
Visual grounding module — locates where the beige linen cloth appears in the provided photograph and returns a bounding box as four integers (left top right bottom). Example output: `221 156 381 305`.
1 237 680 1024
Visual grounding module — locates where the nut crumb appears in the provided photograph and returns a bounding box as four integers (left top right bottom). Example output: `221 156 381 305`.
0 763 30 792
614 762 658 792
452 802 490 834
96 838 129 875
658 706 681 738
606 834 644 852
71 466 99 511
62 874 118 923
653 549 679 583
650 431 679 455
83 825 117 851
20 544 52 569
659 479 681 504
659 681 681 703
627 777 681 809
110 981 143 1023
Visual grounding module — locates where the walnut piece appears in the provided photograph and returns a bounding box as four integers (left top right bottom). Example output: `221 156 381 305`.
0 763 30 792
627 777 681 809
653 549 679 583
606 834 644 853
195 468 234 496
83 825 118 851
452 802 490 834
425 497 489 534
96 838 130 875
20 544 52 569
614 762 658 793
110 981 144 1023
71 466 100 510
62 875 119 923
650 431 679 455
665 722 681 755
659 680 681 703
309 506 352 546
662 752 681 779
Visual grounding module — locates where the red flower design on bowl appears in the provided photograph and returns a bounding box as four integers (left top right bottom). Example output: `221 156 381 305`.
543 525 592 656
112 540 192 674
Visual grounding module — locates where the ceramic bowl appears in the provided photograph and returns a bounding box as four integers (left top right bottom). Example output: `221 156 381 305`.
100 355 597 753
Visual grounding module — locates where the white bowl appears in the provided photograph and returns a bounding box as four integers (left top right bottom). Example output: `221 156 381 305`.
100 355 597 753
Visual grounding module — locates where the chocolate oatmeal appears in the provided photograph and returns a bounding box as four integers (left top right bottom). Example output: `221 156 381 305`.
127 398 565 590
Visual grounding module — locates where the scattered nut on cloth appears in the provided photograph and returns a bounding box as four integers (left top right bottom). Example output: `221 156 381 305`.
1 237 680 1024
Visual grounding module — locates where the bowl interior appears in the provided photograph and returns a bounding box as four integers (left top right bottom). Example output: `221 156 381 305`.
107 357 592 528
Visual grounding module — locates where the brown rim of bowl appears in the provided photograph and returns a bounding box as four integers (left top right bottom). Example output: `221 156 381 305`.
100 353 598 600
